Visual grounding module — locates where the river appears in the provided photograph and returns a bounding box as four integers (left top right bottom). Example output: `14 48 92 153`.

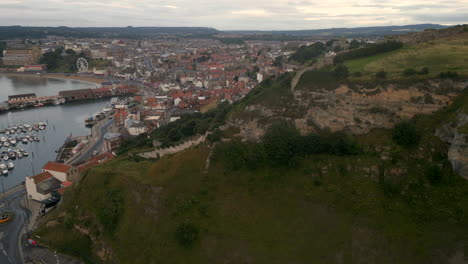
0 74 109 191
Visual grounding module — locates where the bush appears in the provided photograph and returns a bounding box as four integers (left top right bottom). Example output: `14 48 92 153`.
439 71 459 79
334 64 349 79
353 71 362 77
289 42 326 64
334 41 403 63
97 189 123 234
392 122 421 149
403 68 417 76
426 165 443 185
418 67 429 75
175 223 199 247
262 122 301 167
376 70 387 79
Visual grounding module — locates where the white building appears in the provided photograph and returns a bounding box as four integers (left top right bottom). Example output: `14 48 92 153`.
25 172 61 201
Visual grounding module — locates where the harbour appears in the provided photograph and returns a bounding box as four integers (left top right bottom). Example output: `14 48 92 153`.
0 74 113 191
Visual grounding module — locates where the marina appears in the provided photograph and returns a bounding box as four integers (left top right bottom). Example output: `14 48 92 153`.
0 74 111 191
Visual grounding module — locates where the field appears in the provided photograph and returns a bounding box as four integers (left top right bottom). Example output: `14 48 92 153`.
345 32 468 80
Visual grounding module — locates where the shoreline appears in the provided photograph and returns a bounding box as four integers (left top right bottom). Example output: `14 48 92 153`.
0 72 105 85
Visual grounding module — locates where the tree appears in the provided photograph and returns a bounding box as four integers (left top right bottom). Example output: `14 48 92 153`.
349 40 361 49
0 41 7 57
334 64 349 79
262 122 301 167
65 49 76 55
273 56 283 67
392 122 421 149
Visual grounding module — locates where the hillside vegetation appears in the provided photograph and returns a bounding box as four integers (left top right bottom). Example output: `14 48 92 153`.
344 31 468 80
36 90 468 263
35 27 468 264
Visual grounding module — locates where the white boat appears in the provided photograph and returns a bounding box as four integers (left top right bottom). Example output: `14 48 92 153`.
33 136 40 142
24 124 31 129
4 142 9 147
2 155 8 161
0 137 6 142
5 130 9 135
0 164 6 170
21 138 28 144
22 150 28 156
17 152 23 158
7 162 14 169
10 139 16 146
2 169 8 175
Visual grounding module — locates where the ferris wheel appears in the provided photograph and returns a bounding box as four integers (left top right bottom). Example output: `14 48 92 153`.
77 57 89 72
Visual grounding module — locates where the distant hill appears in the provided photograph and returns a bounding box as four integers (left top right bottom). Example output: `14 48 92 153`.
225 24 448 37
0 26 219 39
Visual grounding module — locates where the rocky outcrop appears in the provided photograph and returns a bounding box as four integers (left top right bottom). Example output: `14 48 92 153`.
233 78 466 140
436 113 468 180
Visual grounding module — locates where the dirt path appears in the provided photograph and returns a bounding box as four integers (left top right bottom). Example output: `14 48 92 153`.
138 134 207 159
290 56 335 95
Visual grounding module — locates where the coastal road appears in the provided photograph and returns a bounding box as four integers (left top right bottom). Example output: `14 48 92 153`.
73 118 113 164
0 188 28 264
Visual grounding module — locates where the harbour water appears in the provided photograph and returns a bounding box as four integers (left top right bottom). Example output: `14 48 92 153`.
0 74 109 191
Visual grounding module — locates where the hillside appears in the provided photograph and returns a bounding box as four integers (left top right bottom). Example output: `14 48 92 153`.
225 24 447 37
34 27 468 263
0 26 219 39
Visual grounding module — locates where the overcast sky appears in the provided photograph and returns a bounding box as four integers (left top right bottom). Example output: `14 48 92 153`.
0 0 467 30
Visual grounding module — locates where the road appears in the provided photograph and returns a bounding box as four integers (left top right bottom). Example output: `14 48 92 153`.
72 118 113 164
0 188 28 264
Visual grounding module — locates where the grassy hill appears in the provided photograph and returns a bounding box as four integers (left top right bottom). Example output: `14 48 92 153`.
35 27 468 263
36 91 468 263
345 32 468 80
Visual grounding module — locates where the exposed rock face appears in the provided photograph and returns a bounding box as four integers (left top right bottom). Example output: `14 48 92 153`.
295 80 466 135
436 113 468 180
233 78 466 141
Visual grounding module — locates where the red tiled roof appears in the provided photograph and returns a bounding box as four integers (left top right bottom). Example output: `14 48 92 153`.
30 171 53 184
88 152 115 163
56 187 66 196
61 181 73 187
77 160 99 173
43 162 73 173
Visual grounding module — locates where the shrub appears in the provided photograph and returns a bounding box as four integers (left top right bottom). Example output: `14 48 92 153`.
353 71 362 77
333 64 349 79
175 223 199 247
426 165 443 185
418 67 429 75
392 122 421 149
403 68 417 76
439 71 459 79
376 70 387 79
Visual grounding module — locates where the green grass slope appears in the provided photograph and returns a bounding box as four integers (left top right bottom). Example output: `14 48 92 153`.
345 32 468 80
35 90 468 264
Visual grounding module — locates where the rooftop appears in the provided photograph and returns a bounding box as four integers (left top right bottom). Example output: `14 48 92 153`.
30 171 53 184
36 177 62 195
43 161 73 173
